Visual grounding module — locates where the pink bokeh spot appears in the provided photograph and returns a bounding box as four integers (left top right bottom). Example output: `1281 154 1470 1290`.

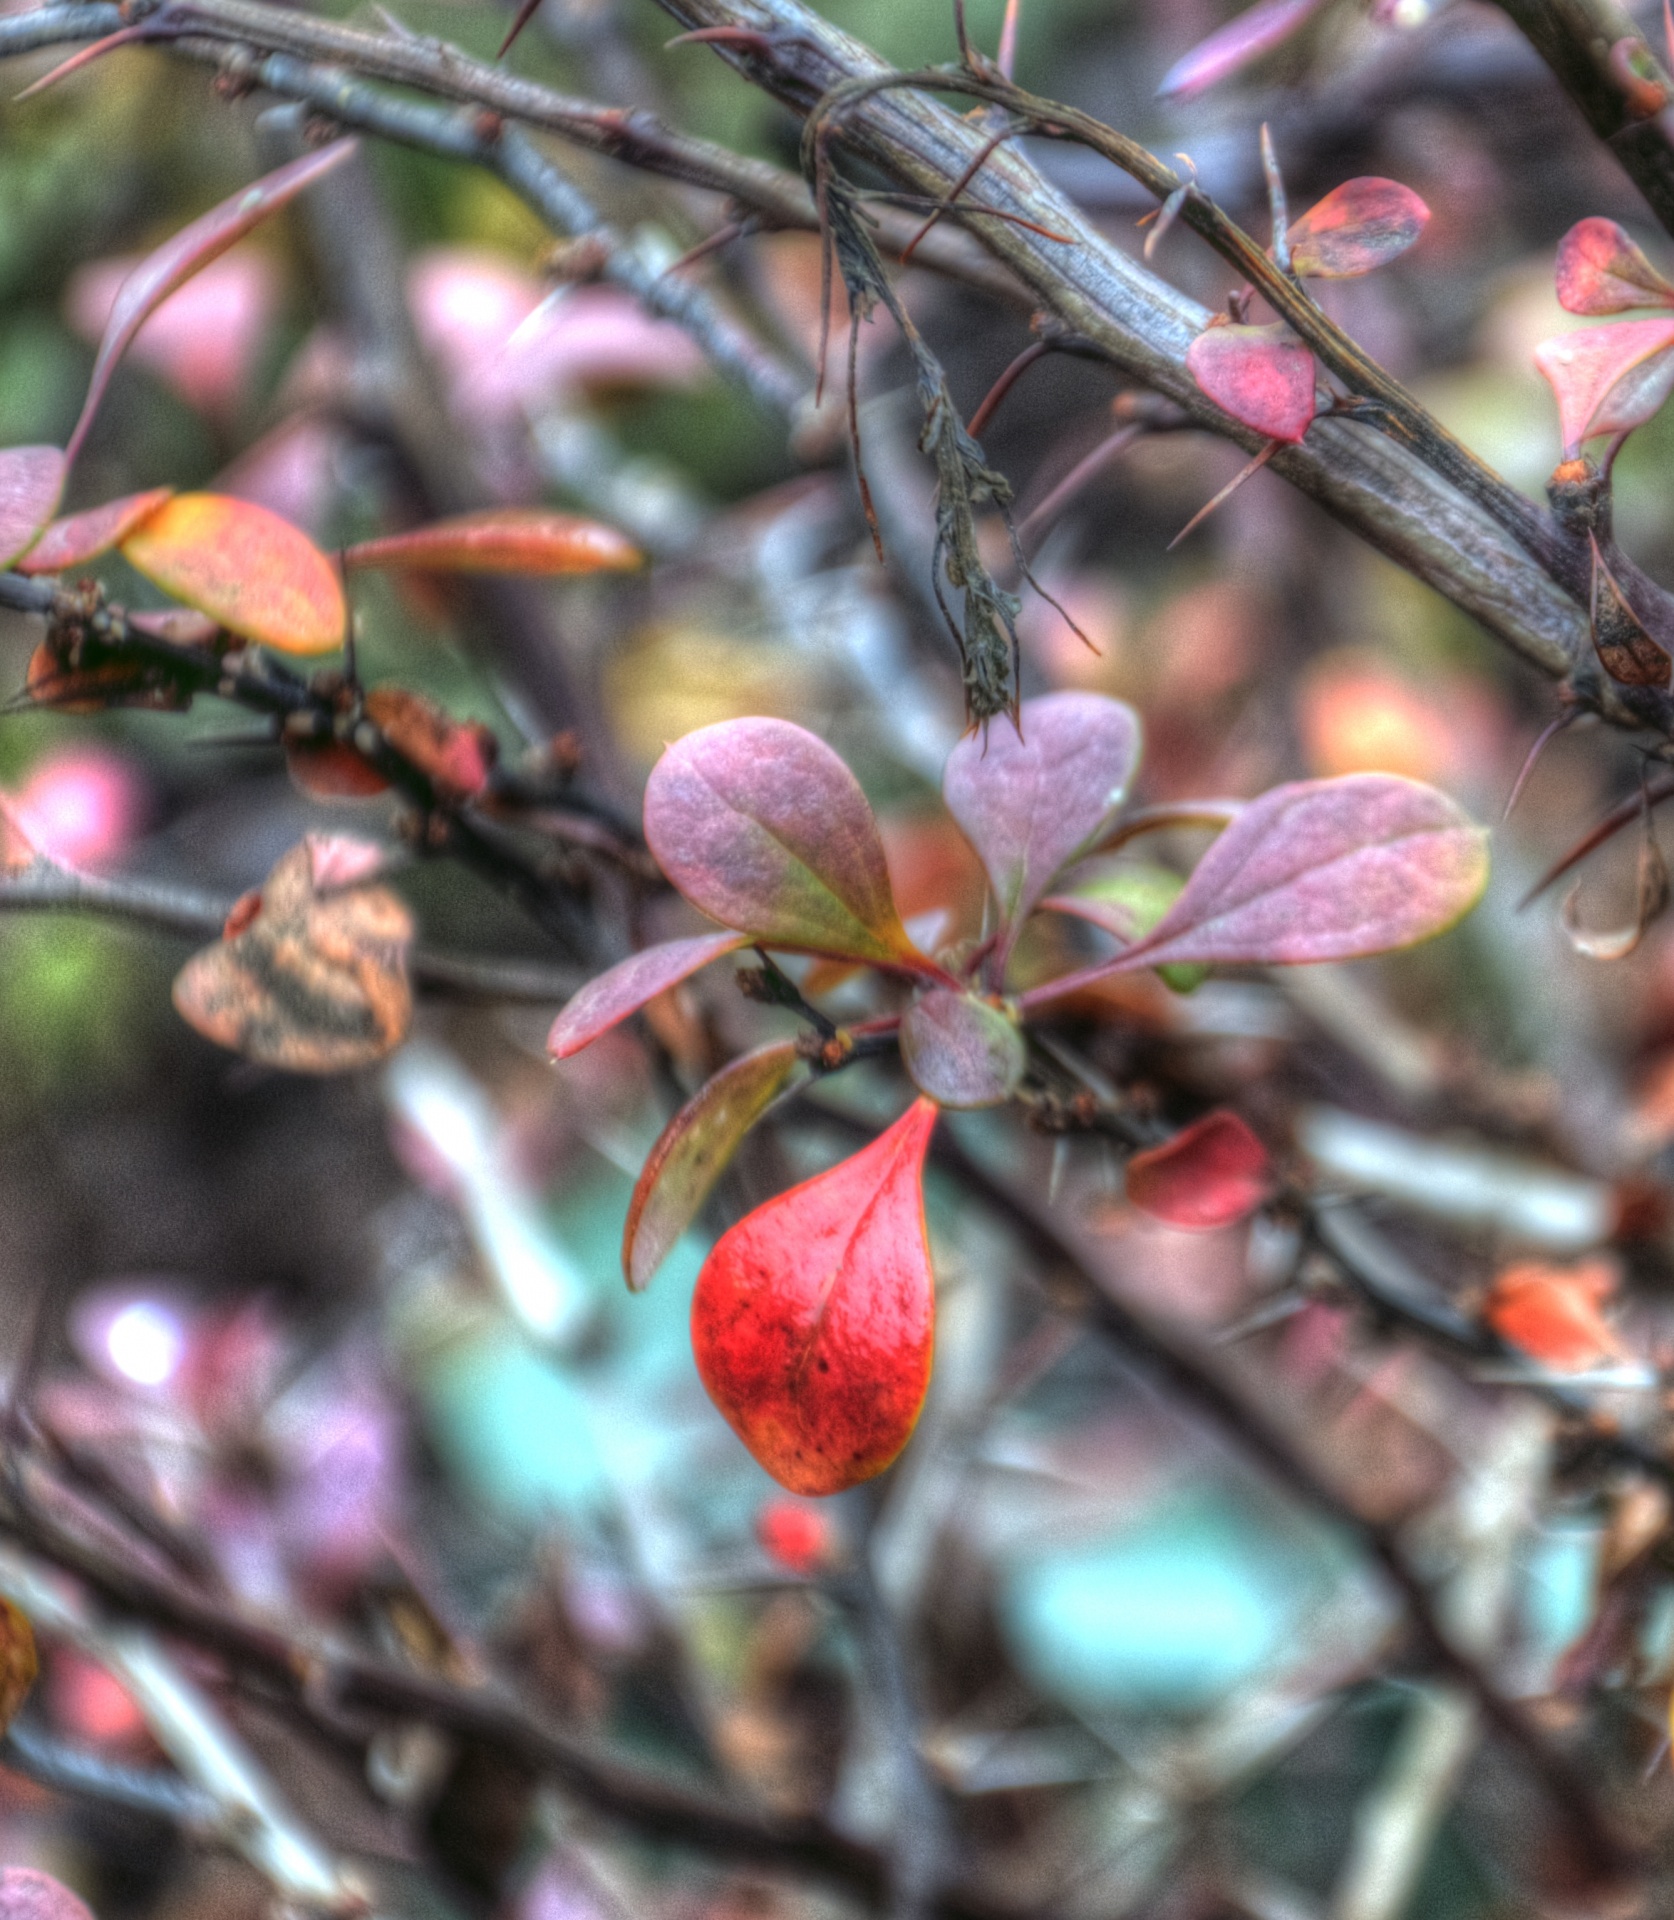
65 246 280 421
9 746 143 871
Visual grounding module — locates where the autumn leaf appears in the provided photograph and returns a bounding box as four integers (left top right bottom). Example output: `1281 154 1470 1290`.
1287 178 1429 279
172 836 413 1072
364 687 497 802
1186 322 1316 443
1555 217 1674 316
623 1040 809 1291
342 509 640 576
0 448 68 568
122 493 346 656
692 1098 938 1495
899 989 1025 1109
1125 1111 1274 1230
548 930 749 1059
17 487 172 575
65 140 357 466
941 691 1141 945
1535 318 1674 456
644 718 929 969
1485 1259 1626 1372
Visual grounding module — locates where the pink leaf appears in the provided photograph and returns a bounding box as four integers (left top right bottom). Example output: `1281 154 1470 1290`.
0 1872 95 1920
0 447 67 567
1554 217 1674 315
1103 774 1488 973
1157 0 1330 99
547 931 748 1059
1187 323 1316 443
900 989 1026 1109
66 140 357 466
942 692 1142 943
643 719 927 968
16 487 173 574
1126 1111 1273 1230
1287 178 1430 279
1535 318 1674 456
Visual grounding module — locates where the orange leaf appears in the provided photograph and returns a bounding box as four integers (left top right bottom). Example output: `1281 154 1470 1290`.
172 837 413 1072
17 487 173 574
692 1098 938 1495
286 739 393 800
363 686 496 802
1485 1258 1625 1372
341 509 640 576
121 494 346 655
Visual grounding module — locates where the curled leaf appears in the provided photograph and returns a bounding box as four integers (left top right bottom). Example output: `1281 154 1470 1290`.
624 1040 809 1292
1486 1258 1624 1371
1534 318 1674 456
172 838 412 1072
644 719 925 968
66 141 357 465
16 487 173 574
0 448 68 568
1555 217 1674 315
1126 1110 1273 1230
343 509 640 575
548 930 748 1059
692 1098 938 1495
1186 322 1316 443
900 989 1025 1109
286 739 393 800
941 691 1142 943
24 641 191 714
1287 178 1429 279
1040 775 1485 988
122 493 346 655
1590 535 1672 688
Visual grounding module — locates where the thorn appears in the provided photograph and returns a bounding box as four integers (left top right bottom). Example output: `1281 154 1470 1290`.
967 339 1051 438
1016 421 1144 548
1502 710 1575 822
1167 437 1281 549
1516 771 1674 909
14 22 157 100
1260 123 1290 273
497 0 542 57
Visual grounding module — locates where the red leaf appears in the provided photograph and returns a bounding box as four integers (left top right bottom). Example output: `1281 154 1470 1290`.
1485 1259 1624 1372
900 989 1025 1109
0 447 67 568
1157 0 1330 99
1555 217 1674 315
1535 318 1674 456
0 1871 94 1920
66 141 357 466
1287 178 1430 279
623 1040 809 1291
342 509 640 576
644 719 927 968
1108 774 1488 973
1125 1111 1273 1230
942 691 1141 943
17 487 173 574
121 493 346 655
1186 323 1316 443
548 930 748 1059
692 1098 938 1495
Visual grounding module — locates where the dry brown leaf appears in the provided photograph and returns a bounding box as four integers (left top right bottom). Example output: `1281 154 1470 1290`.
173 836 413 1072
